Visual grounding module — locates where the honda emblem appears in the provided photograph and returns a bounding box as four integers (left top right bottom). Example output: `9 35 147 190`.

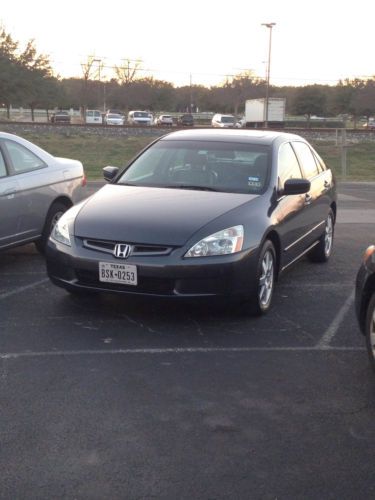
113 243 131 259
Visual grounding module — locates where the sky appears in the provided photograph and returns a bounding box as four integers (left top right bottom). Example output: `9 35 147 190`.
1 0 374 87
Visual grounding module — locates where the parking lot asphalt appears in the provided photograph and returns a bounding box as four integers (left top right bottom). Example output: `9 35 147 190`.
1 182 375 499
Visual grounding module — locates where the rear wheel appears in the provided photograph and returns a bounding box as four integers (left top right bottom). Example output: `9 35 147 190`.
308 209 334 263
365 293 375 372
35 201 68 254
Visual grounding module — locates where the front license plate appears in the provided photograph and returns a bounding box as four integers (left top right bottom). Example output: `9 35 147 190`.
99 262 137 285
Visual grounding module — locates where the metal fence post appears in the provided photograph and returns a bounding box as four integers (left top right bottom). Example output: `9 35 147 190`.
340 129 347 179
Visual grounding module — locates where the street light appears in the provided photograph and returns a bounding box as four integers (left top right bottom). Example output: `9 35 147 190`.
261 22 276 128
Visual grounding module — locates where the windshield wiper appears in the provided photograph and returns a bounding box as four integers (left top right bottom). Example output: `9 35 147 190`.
165 184 219 192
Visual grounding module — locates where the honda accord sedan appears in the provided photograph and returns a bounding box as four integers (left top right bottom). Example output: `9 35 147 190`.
355 245 375 371
46 129 337 315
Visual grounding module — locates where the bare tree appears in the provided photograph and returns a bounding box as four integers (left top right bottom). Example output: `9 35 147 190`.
80 56 103 118
114 59 142 85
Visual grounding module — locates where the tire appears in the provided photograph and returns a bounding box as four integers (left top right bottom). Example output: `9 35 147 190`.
245 240 276 316
308 209 335 263
365 293 375 373
35 201 68 254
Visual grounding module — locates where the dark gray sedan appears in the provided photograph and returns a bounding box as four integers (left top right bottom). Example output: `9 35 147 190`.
355 245 375 371
46 129 337 315
0 132 87 252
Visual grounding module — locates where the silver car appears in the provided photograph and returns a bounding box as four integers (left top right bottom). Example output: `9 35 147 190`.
0 131 87 252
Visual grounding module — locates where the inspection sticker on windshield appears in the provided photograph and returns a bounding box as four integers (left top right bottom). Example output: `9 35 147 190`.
248 176 261 187
99 262 137 285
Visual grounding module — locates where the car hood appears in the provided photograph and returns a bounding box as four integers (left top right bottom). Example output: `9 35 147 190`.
74 184 257 246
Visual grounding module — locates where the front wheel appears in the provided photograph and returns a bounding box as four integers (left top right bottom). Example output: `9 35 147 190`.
35 201 68 254
308 209 335 263
245 240 276 316
365 293 375 372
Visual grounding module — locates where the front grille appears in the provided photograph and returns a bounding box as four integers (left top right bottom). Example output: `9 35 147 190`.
82 238 173 257
75 269 174 294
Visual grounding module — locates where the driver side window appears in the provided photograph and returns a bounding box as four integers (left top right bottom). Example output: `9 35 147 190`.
278 142 303 190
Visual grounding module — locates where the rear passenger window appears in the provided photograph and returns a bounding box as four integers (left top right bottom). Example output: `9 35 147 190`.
4 139 45 174
292 141 319 179
278 142 303 188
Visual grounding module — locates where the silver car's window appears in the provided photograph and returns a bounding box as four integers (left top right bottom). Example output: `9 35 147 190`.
4 140 46 174
118 140 271 194
278 142 303 188
0 150 7 177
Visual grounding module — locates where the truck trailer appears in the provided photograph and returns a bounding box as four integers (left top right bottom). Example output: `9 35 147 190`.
245 98 286 128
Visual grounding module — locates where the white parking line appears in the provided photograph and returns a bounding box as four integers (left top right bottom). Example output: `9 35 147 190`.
316 290 355 349
0 278 49 301
0 345 365 360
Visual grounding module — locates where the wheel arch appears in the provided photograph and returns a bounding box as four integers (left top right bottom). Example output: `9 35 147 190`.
359 277 375 333
49 195 73 212
330 201 337 223
263 229 281 280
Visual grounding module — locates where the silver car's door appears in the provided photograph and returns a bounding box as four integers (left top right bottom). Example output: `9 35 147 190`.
2 138 48 241
0 145 21 249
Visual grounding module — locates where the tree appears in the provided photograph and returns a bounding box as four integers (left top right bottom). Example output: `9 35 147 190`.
0 27 23 118
292 85 327 124
114 59 142 86
18 39 54 121
219 71 265 116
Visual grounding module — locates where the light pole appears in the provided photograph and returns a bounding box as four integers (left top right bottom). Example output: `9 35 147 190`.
261 22 276 128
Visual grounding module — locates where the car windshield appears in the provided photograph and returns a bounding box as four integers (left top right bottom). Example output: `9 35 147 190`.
108 114 121 118
134 112 149 118
117 139 270 194
222 116 235 123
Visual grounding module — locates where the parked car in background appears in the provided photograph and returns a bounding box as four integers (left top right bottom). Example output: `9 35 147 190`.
0 131 87 253
46 129 336 316
211 114 236 128
154 115 173 126
104 113 125 126
355 245 375 371
235 117 246 128
362 121 375 129
128 110 153 126
178 114 194 127
50 111 71 124
85 110 103 125
106 109 125 117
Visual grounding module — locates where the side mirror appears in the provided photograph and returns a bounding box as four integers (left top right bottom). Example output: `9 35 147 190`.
282 178 311 196
103 166 119 182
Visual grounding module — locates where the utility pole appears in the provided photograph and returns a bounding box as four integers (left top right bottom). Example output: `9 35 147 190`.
261 22 276 128
189 73 193 113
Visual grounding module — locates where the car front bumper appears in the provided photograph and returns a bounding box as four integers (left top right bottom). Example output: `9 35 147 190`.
46 237 259 299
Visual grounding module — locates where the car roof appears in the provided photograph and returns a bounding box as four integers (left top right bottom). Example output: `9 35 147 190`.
160 128 304 145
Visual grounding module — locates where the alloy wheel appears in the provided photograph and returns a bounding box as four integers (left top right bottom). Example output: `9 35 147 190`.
324 214 333 257
258 249 275 309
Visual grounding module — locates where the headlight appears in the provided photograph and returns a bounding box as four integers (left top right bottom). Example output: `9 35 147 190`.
185 225 244 257
51 203 82 246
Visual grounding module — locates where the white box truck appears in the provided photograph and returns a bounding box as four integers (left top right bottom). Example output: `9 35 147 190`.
245 98 286 127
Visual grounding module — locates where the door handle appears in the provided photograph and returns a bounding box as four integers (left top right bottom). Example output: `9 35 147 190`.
3 188 17 196
304 194 312 205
